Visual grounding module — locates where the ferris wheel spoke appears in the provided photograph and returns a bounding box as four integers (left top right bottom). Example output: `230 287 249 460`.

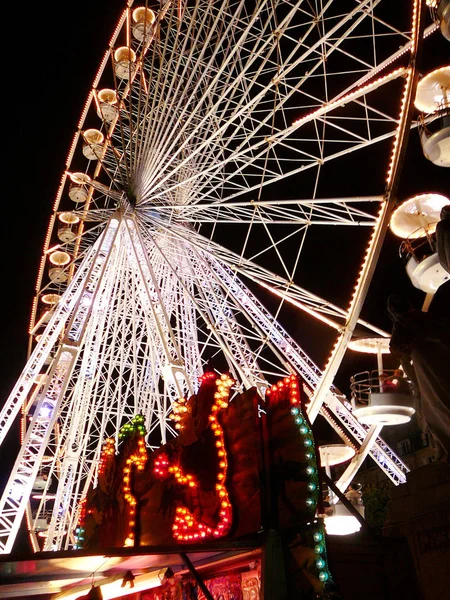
141 215 389 337
156 196 381 226
133 0 244 183
139 66 406 207
135 0 282 181
135 0 405 203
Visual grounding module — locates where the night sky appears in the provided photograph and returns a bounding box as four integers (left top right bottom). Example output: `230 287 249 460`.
0 0 448 553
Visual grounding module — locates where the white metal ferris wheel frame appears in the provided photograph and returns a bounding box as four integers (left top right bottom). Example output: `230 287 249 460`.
0 0 432 554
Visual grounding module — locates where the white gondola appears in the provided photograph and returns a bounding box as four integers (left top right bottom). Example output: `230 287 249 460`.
68 173 91 203
32 477 48 492
415 66 450 167
97 88 118 123
114 47 136 80
428 0 450 41
132 7 156 42
58 212 79 241
57 227 76 243
390 193 450 293
82 129 105 160
68 183 89 203
351 370 415 426
404 250 449 293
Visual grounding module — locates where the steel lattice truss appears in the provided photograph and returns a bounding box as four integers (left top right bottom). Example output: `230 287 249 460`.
0 0 432 553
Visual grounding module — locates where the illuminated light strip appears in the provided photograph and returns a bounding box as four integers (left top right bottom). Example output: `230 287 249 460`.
319 406 356 450
266 375 331 588
98 438 116 477
74 496 88 548
169 397 188 430
32 494 56 500
255 278 342 332
386 68 412 186
122 439 147 546
154 372 233 542
119 416 148 547
387 0 423 189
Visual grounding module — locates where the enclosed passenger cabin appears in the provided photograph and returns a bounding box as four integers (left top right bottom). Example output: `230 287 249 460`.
68 172 91 203
41 293 61 306
428 0 450 41
48 267 69 283
114 46 136 80
390 193 450 294
82 129 105 160
97 88 118 123
58 211 80 243
132 7 156 42
415 66 450 167
351 369 415 426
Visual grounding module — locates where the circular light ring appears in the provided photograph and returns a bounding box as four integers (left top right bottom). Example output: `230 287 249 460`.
348 337 391 354
41 293 61 305
133 7 156 25
353 405 415 425
415 66 450 113
70 172 91 185
319 444 356 466
98 88 118 104
59 212 80 224
49 251 71 266
83 129 104 144
390 193 450 239
114 46 136 63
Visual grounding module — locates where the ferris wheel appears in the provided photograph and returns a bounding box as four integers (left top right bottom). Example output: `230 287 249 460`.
0 0 435 554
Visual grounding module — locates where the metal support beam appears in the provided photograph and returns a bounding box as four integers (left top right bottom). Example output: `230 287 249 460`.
322 473 369 532
179 552 214 600
335 424 384 493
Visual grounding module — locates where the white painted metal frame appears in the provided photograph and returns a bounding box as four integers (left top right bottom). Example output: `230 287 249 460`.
0 0 427 553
